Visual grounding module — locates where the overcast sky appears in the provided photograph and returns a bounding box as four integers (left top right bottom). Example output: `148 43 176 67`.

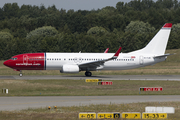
0 0 146 11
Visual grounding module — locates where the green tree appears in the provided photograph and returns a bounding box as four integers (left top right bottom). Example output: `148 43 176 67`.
156 0 174 9
3 3 19 18
0 8 5 20
85 13 99 29
125 21 155 33
87 26 108 35
98 6 116 17
168 23 180 49
0 32 13 59
116 2 124 13
122 21 156 52
26 26 58 52
66 12 88 33
26 26 58 39
171 23 180 32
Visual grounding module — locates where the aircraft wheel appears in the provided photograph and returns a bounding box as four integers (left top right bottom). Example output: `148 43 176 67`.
88 72 92 76
85 72 92 77
85 72 87 76
19 73 23 77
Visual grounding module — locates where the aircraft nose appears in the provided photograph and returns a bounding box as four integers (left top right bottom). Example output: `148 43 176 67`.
3 60 11 67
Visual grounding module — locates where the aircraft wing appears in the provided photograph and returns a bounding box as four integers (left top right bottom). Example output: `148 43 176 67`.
78 47 121 69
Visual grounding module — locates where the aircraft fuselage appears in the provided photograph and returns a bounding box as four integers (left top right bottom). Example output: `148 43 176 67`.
3 52 165 71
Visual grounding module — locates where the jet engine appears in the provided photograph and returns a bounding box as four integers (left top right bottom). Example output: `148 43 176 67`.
60 64 79 73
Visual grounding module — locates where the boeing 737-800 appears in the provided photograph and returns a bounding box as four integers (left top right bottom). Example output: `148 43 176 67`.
3 23 172 77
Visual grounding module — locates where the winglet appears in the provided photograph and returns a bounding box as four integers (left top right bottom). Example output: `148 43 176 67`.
112 47 122 59
104 48 109 53
162 23 172 28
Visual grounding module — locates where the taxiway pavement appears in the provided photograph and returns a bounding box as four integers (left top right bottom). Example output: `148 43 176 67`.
1 95 180 111
0 75 180 81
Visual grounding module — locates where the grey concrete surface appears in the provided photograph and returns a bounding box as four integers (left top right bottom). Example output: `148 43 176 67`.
0 75 180 81
0 95 180 111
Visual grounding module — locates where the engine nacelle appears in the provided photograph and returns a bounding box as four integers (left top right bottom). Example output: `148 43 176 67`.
60 64 79 73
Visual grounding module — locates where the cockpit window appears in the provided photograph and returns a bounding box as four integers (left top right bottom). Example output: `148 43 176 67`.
10 58 17 60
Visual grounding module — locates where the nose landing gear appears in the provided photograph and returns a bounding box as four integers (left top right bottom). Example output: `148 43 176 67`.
85 71 92 76
13 69 22 77
19 70 23 77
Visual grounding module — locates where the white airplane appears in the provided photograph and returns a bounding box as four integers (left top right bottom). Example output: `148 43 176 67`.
3 23 172 77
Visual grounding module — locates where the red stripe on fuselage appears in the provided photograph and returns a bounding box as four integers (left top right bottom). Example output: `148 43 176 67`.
5 53 45 70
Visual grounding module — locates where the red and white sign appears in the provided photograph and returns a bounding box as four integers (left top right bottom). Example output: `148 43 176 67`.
98 81 113 85
140 87 163 91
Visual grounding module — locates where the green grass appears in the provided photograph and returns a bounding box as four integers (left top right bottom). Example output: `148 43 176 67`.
1 79 180 96
0 102 180 120
1 49 180 76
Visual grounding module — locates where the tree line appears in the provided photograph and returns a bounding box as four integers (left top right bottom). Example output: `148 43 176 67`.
0 0 180 60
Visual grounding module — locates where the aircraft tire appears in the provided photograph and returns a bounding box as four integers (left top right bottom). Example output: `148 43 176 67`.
19 73 23 77
85 72 92 77
88 72 92 76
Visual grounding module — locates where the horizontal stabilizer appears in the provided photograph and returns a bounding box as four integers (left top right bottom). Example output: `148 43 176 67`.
153 53 175 58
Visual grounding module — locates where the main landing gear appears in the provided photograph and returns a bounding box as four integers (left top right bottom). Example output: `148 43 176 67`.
85 71 92 77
